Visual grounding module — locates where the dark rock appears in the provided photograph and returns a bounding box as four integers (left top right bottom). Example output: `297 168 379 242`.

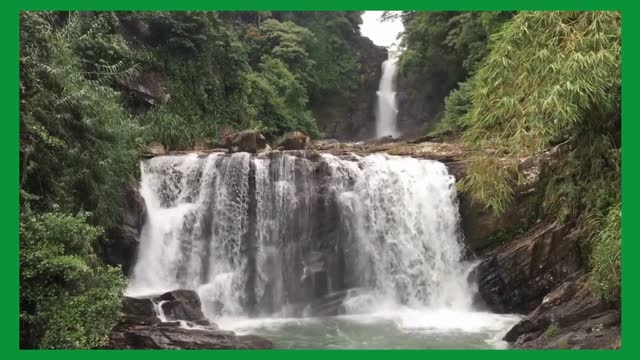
475 221 582 314
116 72 170 112
110 291 271 349
160 300 205 322
227 130 267 153
278 131 311 150
312 37 387 140
193 319 212 326
505 274 620 349
107 320 273 349
155 289 206 322
395 73 442 137
122 297 157 322
100 183 146 275
156 289 200 303
458 188 542 251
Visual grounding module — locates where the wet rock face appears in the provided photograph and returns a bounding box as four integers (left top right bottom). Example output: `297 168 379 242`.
504 274 620 349
395 74 443 136
107 321 273 349
101 183 146 275
158 290 206 322
122 297 158 324
458 186 542 252
312 37 387 140
110 290 272 349
474 221 583 314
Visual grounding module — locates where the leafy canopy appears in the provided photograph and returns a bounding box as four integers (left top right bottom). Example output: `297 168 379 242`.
20 211 125 349
459 11 621 212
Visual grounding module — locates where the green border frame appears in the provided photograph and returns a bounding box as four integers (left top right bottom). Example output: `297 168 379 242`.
2 0 635 356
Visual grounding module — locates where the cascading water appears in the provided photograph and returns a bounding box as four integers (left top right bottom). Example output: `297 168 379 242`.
375 50 399 138
127 151 520 349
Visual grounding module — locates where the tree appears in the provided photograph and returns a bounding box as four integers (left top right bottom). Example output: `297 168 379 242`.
20 211 125 349
246 57 318 137
20 12 142 228
458 11 621 299
397 11 514 131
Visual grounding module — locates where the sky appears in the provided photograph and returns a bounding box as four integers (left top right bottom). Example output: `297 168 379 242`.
359 11 404 48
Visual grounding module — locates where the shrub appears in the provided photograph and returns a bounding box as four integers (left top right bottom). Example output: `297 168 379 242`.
20 211 125 349
590 203 621 301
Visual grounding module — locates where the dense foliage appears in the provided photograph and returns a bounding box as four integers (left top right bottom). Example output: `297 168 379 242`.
456 11 621 300
20 12 143 227
20 211 125 349
397 11 513 134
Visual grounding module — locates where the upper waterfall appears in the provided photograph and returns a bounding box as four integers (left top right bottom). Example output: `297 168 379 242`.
375 50 399 138
127 151 475 317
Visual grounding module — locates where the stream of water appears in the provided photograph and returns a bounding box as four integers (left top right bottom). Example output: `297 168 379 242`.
127 152 520 349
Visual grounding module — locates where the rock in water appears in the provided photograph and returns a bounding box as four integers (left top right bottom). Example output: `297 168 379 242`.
278 131 310 150
155 289 207 322
107 321 273 349
122 297 159 324
110 290 272 349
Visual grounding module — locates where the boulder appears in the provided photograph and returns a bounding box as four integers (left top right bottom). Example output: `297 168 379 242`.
123 297 156 320
109 290 272 349
155 289 206 322
116 72 170 110
474 221 583 314
278 131 311 150
225 130 267 153
142 142 166 157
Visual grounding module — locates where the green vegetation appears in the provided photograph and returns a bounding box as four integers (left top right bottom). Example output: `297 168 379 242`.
19 11 371 348
20 211 125 349
545 325 559 337
19 10 623 348
397 11 621 301
589 203 621 301
451 11 621 300
397 11 514 133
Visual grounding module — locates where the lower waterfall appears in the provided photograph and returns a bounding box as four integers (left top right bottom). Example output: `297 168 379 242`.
127 151 520 349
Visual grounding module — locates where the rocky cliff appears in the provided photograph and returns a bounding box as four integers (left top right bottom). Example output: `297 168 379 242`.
311 37 387 140
474 222 620 349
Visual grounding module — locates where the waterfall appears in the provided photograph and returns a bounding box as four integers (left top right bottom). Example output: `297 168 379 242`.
375 50 399 138
127 152 475 318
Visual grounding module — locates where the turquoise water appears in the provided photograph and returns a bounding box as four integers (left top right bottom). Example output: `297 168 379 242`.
219 309 521 349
